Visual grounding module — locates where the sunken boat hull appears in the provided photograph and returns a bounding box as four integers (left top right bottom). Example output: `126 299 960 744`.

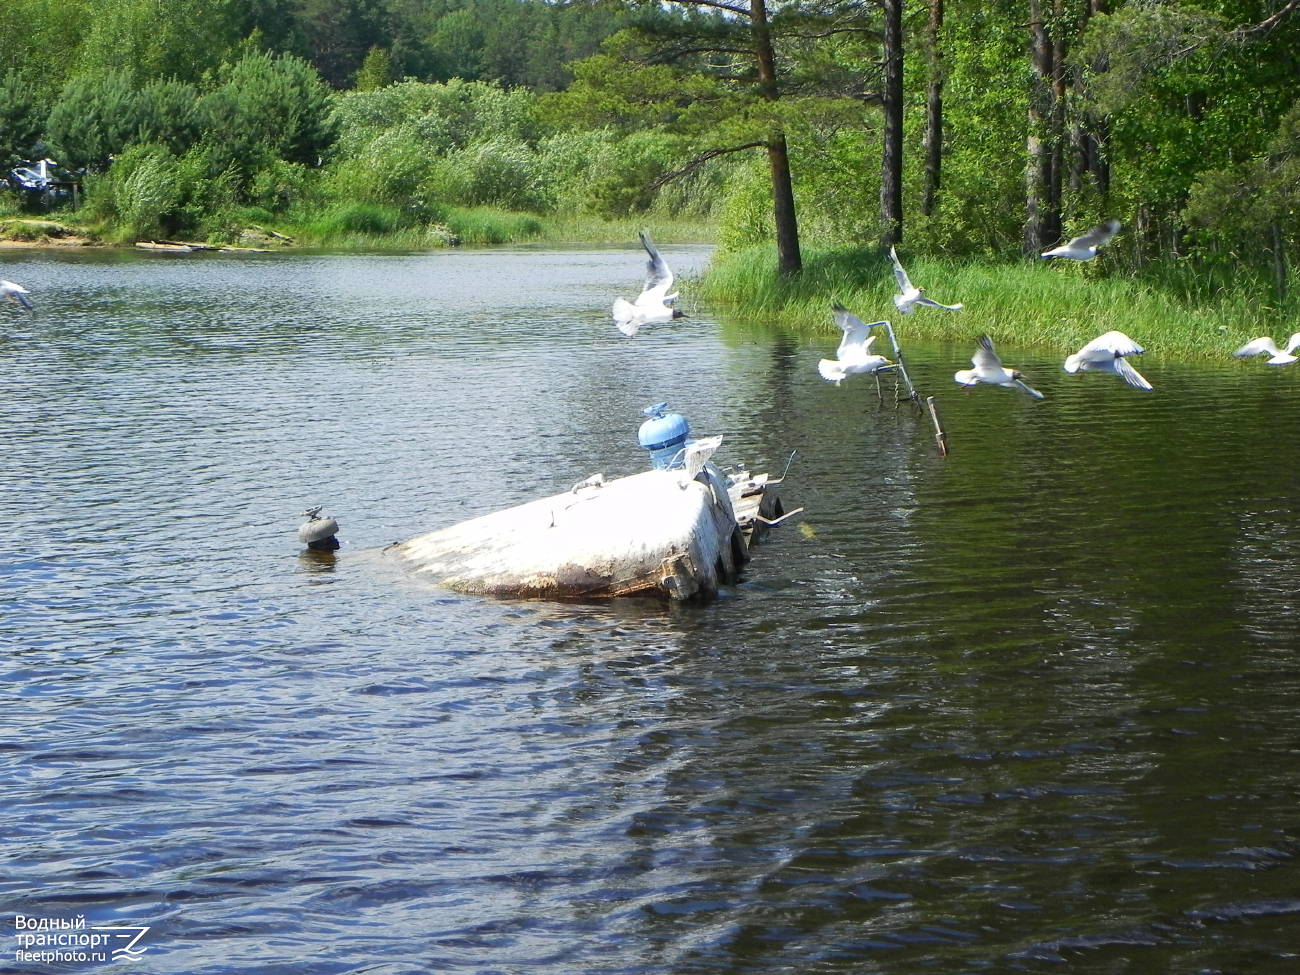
392 467 755 601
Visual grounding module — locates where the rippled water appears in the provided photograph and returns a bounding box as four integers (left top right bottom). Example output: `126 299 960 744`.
3 246 1299 974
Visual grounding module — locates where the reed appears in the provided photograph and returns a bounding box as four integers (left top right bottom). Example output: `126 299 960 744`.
699 245 1296 361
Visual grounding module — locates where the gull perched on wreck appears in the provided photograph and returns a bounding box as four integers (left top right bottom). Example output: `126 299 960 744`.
680 435 723 487
612 231 684 337
1064 330 1153 390
817 303 894 383
889 247 963 314
1 280 34 312
1041 220 1121 260
1234 333 1300 365
955 335 1044 398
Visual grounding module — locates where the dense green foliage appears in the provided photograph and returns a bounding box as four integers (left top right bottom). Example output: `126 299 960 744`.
2 0 1298 335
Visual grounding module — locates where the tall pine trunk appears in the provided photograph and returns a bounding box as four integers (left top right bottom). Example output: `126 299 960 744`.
1025 0 1053 256
881 0 905 245
751 0 801 275
921 0 945 217
1085 0 1111 198
1047 0 1066 245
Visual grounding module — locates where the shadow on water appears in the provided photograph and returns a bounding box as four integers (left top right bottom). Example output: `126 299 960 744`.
2 247 1298 974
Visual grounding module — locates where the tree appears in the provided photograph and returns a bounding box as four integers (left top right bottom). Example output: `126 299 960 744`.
355 46 396 90
879 0 903 245
0 70 44 170
46 70 140 171
199 51 336 176
920 0 945 217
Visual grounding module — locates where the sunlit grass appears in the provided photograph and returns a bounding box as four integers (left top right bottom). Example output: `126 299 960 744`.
698 245 1296 361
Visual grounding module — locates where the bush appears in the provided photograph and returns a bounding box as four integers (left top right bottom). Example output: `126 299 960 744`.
1 71 44 171
46 71 139 171
81 143 186 241
199 51 336 178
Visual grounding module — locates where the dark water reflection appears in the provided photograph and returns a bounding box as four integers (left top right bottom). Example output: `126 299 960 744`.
2 247 1298 974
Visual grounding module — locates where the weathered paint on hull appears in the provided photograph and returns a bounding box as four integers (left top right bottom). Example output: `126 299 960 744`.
391 467 750 601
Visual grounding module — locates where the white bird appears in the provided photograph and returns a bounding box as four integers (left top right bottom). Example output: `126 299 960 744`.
1234 333 1300 365
1041 219 1122 260
1 280 34 312
954 335 1044 398
680 435 723 487
612 231 684 337
1064 330 1153 390
889 246 963 314
818 303 894 383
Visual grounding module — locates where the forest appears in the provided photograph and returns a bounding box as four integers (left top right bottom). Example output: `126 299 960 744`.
2 0 1298 335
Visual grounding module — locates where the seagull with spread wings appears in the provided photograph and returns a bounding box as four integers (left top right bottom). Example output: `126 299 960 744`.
1041 220 1122 260
889 247 963 314
954 335 1044 398
1 280 34 312
1234 333 1300 365
1064 331 1153 390
612 231 685 337
817 303 894 383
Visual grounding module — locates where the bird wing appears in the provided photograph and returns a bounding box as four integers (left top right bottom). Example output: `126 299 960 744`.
682 435 723 483
889 246 914 295
1012 378 1046 399
972 334 1002 370
831 303 873 355
1234 336 1280 358
818 358 847 382
915 296 964 311
1 281 33 311
1067 219 1121 250
1286 333 1300 355
1114 356 1153 390
1078 330 1144 359
637 231 674 303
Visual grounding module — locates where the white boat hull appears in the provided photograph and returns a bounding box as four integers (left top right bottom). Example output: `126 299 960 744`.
391 467 750 600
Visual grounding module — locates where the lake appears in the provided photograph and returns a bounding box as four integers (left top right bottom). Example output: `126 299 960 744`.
2 245 1298 974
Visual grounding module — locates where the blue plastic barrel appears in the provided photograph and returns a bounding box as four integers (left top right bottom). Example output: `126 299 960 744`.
638 403 690 470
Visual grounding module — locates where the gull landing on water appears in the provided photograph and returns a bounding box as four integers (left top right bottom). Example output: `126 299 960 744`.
889 247 963 314
955 335 1044 399
1041 219 1121 260
612 231 685 337
817 303 894 383
1 280 34 312
1064 330 1153 390
1234 333 1300 365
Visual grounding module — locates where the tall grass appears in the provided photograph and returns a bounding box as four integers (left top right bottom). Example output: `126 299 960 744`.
699 245 1297 361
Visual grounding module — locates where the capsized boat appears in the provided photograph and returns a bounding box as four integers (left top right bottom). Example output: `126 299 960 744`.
390 405 794 601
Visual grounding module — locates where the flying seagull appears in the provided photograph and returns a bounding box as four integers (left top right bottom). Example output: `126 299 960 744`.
1041 219 1122 260
954 335 1044 398
818 303 894 383
889 246 963 314
1234 333 1300 365
1 280 34 312
1064 330 1153 390
612 231 685 337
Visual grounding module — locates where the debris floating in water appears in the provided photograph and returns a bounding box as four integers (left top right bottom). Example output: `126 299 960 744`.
298 506 340 552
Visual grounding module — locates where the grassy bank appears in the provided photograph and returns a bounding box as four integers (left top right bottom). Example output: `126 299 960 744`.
699 245 1297 362
1 201 715 251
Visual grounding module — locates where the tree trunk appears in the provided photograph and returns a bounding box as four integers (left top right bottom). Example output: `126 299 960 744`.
1272 222 1288 299
921 0 944 217
1047 0 1066 244
750 0 801 275
1085 0 1110 198
1025 0 1053 257
881 0 905 244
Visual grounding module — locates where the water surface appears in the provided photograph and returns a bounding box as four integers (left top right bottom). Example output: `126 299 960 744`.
3 246 1299 974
